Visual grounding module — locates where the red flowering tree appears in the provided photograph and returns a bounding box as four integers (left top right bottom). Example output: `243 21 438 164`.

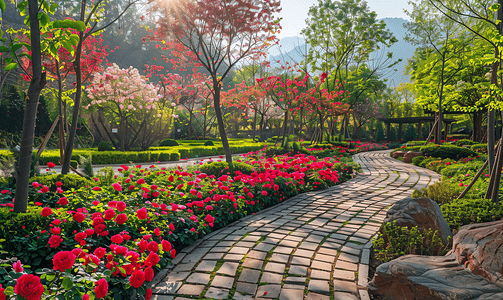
148 0 282 163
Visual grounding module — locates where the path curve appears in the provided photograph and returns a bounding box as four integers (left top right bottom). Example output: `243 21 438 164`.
150 150 440 300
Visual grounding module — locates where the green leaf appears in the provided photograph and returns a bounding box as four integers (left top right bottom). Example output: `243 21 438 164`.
4 63 18 71
0 0 5 13
53 19 86 32
62 276 74 290
4 286 14 295
490 4 501 11
46 274 56 281
39 12 50 27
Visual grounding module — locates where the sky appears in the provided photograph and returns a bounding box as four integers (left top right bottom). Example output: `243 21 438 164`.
276 0 412 39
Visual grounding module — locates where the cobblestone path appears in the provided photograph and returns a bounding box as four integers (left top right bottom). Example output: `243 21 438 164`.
150 150 440 300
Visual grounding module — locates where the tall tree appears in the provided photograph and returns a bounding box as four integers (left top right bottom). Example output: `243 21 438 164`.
148 0 281 163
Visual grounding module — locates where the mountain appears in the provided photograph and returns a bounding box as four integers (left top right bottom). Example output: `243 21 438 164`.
267 17 416 87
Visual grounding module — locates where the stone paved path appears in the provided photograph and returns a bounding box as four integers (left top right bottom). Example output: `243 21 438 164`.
150 150 440 300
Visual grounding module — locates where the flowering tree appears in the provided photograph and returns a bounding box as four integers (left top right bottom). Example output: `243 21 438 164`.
85 64 161 151
148 0 282 163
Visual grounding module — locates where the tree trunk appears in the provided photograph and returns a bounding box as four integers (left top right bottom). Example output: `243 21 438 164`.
62 20 86 174
281 109 289 147
252 110 257 141
488 51 499 173
213 85 232 163
14 0 46 213
436 57 446 144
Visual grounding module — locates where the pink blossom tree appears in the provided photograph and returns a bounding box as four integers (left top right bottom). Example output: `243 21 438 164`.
85 64 161 151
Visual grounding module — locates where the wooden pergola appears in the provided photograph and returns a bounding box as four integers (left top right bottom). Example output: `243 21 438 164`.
378 116 456 141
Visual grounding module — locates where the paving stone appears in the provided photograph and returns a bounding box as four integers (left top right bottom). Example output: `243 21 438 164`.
338 252 359 263
235 282 257 295
162 272 190 282
195 260 217 272
172 263 195 272
238 268 261 283
232 292 254 300
234 241 256 248
151 295 173 300
288 265 308 276
333 269 355 281
334 260 358 271
333 292 358 300
211 276 235 289
278 239 299 247
152 281 182 294
291 256 311 266
186 273 211 285
269 253 289 263
282 284 305 290
242 258 263 269
260 272 283 284
254 243 275 252
204 287 229 299
308 280 330 294
176 284 204 296
224 254 245 261
310 269 331 280
293 249 315 258
317 248 338 256
333 280 357 293
264 262 285 273
299 241 319 250
314 253 335 263
274 246 294 254
311 260 332 270
229 247 249 254
204 252 224 260
306 292 330 300
256 284 281 298
285 276 306 284
217 262 239 276
247 250 267 260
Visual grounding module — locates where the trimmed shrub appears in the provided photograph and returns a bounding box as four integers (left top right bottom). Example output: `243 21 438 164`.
170 152 180 161
159 139 179 146
199 161 255 176
70 160 78 169
97 141 113 151
420 145 477 160
471 143 487 154
441 198 503 230
454 139 478 147
30 174 94 191
204 140 214 146
412 156 426 166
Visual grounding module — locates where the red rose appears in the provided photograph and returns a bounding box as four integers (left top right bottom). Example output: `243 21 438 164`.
144 267 154 281
48 235 63 248
47 162 56 168
205 214 215 223
83 294 90 300
129 269 145 288
147 241 159 253
73 212 86 223
116 201 126 211
115 213 127 225
57 197 68 205
103 209 115 220
0 285 5 300
75 232 87 243
145 252 160 267
170 249 176 259
136 208 148 220
41 207 53 217
161 240 172 251
145 288 152 300
13 261 23 273
95 278 108 299
14 274 44 300
136 178 145 184
111 234 124 244
94 247 107 259
168 223 175 231
53 251 76 272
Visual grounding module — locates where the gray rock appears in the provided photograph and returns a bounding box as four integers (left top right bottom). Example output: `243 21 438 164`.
383 197 452 244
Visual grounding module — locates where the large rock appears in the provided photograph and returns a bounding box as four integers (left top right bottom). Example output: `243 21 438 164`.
392 151 406 159
368 254 503 300
369 220 503 299
383 197 452 244
403 151 423 163
452 220 503 288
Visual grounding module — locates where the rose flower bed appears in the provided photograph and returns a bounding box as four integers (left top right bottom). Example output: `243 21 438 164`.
0 148 355 300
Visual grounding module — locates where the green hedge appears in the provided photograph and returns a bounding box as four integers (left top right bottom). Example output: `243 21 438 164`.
441 198 503 230
30 174 95 190
419 145 477 160
471 143 487 154
453 139 478 147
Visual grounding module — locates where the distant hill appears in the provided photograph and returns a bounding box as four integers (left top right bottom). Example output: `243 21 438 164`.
268 17 416 87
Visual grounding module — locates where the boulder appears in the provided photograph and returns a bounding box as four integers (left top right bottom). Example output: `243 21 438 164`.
369 220 503 300
383 197 452 244
392 151 406 158
452 220 503 288
403 151 423 163
368 254 503 300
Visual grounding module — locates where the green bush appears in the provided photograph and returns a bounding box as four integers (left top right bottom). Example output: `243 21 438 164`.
30 174 94 191
70 160 78 169
373 221 450 263
412 181 460 205
471 143 487 154
412 156 426 166
170 152 180 161
419 156 441 168
198 161 255 177
420 145 477 160
454 139 478 147
309 143 333 149
160 139 179 146
441 198 503 230
402 124 417 143
97 141 113 152
204 140 214 146
440 161 485 178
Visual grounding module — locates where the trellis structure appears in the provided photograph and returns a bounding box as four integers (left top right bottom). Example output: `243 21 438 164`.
378 116 456 142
